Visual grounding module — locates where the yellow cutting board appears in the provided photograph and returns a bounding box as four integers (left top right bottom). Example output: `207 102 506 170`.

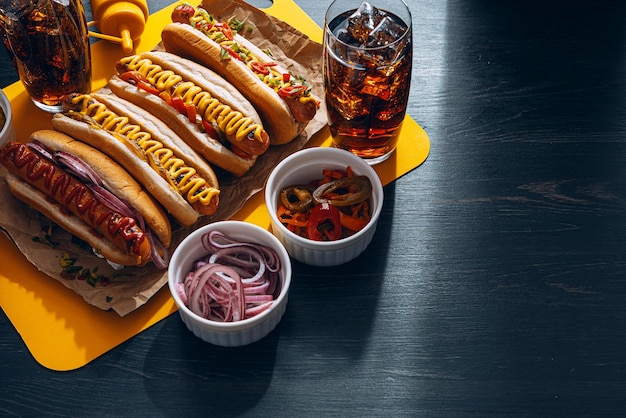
0 0 430 371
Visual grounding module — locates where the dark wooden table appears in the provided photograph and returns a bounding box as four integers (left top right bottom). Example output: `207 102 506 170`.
2 0 626 416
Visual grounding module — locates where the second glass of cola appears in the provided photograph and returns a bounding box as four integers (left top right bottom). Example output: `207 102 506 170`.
323 0 412 165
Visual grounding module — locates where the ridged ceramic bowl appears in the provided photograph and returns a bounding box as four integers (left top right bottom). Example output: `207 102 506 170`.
264 147 384 267
168 221 292 347
0 89 16 146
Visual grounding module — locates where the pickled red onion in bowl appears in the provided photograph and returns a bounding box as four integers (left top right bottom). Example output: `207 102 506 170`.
168 221 292 347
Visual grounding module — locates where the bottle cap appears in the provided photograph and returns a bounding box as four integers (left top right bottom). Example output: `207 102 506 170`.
89 0 149 53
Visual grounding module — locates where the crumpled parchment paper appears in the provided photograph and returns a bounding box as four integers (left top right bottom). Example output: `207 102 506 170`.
0 0 326 316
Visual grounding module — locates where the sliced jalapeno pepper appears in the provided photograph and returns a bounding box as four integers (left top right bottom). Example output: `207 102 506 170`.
280 185 315 213
313 175 372 207
307 203 342 241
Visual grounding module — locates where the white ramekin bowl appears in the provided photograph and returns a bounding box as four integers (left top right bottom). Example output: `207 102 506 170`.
264 147 384 267
0 89 16 146
168 221 292 347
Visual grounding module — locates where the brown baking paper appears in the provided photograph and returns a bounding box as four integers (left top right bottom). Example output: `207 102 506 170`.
0 0 326 316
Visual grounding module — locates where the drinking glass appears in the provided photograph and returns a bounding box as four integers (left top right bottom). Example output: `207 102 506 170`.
0 0 92 113
323 0 412 165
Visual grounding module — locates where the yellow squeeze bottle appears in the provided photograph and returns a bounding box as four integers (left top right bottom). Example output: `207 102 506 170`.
87 0 149 53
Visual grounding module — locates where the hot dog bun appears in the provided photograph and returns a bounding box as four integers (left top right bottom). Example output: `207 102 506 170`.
6 173 148 267
31 130 172 248
52 93 220 226
161 4 320 145
0 130 172 267
109 51 271 177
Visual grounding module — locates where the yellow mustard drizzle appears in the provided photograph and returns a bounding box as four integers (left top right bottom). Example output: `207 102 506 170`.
300 96 318 105
119 55 265 144
70 94 219 206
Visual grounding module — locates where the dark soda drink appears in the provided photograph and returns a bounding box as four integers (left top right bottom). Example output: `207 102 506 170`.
0 0 91 112
323 0 412 164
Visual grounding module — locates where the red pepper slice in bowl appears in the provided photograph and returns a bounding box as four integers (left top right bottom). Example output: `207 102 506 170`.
307 203 342 241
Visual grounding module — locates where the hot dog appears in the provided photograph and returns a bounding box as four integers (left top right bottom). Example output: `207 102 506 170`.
0 130 172 267
52 92 220 227
161 3 321 145
108 51 270 177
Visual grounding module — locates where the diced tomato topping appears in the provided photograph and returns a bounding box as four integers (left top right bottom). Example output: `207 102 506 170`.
185 103 197 123
159 91 172 105
216 23 234 41
170 96 186 115
202 120 219 140
226 48 244 61
119 71 161 96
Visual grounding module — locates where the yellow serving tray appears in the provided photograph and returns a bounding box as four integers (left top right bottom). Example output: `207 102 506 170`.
0 0 430 371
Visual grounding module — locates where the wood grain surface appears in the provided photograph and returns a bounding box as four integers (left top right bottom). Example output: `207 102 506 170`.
1 0 625 416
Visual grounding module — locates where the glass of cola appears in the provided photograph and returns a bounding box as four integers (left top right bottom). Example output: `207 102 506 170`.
0 0 92 113
323 0 412 165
